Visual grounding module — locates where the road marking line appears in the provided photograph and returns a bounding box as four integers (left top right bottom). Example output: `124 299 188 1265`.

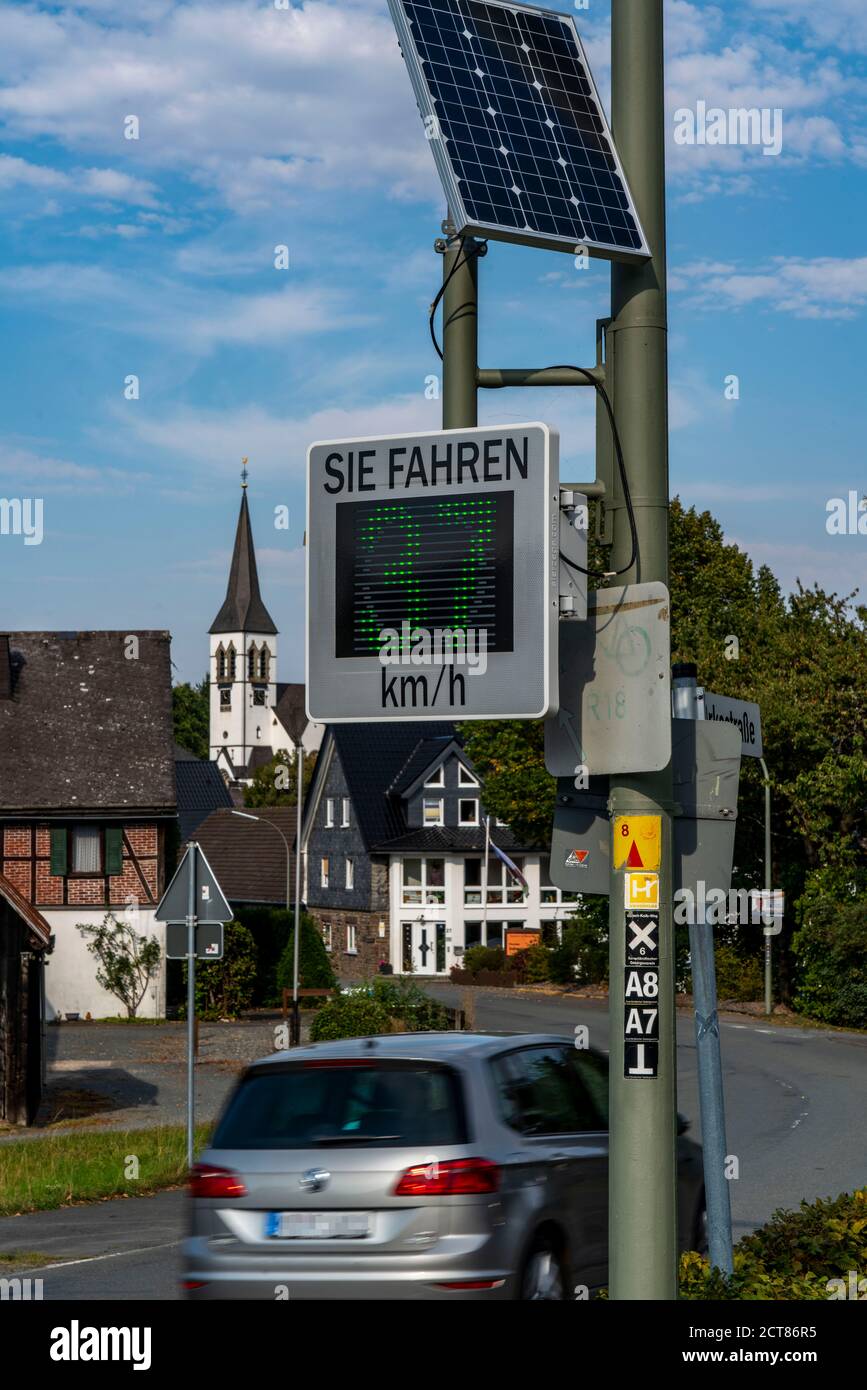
8 1240 181 1276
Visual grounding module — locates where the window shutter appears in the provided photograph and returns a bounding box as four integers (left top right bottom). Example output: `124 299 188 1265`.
105 827 124 876
50 828 67 876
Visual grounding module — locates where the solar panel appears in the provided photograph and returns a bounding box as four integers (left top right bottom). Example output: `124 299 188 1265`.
388 0 650 261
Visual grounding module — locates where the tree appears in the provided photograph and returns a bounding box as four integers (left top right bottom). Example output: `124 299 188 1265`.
76 913 161 1018
461 498 867 1002
184 919 257 1021
172 677 209 760
244 749 317 808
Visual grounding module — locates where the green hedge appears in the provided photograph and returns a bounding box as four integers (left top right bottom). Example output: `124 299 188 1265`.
679 1188 867 1300
792 877 867 1027
309 977 449 1041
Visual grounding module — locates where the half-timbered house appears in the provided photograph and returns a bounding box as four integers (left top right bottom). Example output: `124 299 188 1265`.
0 631 177 1021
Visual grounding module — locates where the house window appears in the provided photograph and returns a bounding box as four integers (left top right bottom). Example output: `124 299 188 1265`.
320 856 329 888
216 646 226 681
464 856 525 904
425 765 444 787
219 686 231 710
252 687 267 706
402 857 445 906
325 798 334 827
346 922 357 954
321 922 333 951
345 857 354 890
72 825 101 874
258 646 269 680
458 764 479 787
248 644 257 679
464 920 483 949
459 799 479 826
227 644 237 680
341 797 350 827
423 798 444 826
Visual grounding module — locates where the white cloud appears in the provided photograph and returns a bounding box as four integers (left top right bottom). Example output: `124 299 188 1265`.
0 1 436 213
671 255 867 319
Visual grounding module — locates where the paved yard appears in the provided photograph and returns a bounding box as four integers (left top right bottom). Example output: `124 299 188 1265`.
1 1015 304 1140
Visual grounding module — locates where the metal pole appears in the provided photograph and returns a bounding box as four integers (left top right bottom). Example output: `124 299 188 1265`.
186 842 197 1170
672 665 733 1273
293 742 304 1045
608 0 677 1299
441 210 478 430
760 756 772 1015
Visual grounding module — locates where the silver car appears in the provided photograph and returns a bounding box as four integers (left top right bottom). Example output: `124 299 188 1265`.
182 1032 705 1300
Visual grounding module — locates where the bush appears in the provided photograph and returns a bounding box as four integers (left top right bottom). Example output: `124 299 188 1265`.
276 913 337 997
792 878 867 1026
550 904 609 987
464 945 506 974
309 996 392 1041
679 1188 867 1300
364 976 450 1030
185 919 257 1021
709 943 763 1001
510 944 550 983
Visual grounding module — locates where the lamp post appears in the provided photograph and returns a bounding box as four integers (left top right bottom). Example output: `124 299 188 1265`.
232 790 302 1042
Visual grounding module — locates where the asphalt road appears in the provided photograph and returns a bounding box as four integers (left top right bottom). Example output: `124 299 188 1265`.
2 991 865 1299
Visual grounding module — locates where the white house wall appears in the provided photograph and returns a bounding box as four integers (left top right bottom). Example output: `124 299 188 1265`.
42 908 166 1021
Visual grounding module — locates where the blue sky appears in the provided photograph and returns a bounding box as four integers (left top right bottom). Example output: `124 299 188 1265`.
1 0 866 684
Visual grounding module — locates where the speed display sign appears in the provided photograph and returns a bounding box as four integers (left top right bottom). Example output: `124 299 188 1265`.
306 423 559 722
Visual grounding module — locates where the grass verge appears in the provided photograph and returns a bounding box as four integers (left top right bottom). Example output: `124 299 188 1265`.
0 1124 212 1218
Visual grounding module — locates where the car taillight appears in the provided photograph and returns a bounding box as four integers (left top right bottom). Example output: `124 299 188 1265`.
188 1164 247 1198
394 1158 500 1196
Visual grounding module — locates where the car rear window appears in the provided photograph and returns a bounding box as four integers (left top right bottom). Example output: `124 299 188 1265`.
212 1060 468 1150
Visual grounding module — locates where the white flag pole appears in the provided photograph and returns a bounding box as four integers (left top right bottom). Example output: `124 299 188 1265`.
482 815 490 947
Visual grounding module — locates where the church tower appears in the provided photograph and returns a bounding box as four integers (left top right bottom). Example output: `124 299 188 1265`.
209 466 278 782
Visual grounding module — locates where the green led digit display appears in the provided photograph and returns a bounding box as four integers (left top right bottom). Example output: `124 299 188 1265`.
335 491 514 657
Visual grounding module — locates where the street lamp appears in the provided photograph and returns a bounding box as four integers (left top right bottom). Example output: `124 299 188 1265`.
232 788 303 1042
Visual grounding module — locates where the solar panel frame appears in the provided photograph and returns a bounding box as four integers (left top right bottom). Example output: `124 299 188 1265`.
388 0 650 262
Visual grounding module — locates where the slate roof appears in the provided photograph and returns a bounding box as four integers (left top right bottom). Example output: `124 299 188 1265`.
209 490 277 636
328 722 456 850
175 754 234 841
0 632 176 814
387 735 458 795
374 825 531 854
188 806 297 905
273 683 306 743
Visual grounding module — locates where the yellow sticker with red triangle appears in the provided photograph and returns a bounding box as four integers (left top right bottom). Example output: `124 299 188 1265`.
613 815 661 872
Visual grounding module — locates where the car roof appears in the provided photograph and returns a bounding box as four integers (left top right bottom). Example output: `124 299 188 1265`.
247 1031 586 1068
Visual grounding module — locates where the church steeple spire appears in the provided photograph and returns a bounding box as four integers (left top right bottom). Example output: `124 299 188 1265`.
209 467 277 635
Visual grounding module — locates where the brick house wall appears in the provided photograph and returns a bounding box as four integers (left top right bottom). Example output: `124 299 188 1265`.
0 823 163 910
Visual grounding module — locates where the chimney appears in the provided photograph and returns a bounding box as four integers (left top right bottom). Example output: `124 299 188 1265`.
0 635 12 699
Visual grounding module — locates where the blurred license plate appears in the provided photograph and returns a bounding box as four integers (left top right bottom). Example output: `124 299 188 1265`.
265 1211 372 1240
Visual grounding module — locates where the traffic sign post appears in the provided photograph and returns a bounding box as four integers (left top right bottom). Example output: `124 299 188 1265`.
156 843 231 1168
306 423 560 722
606 0 678 1299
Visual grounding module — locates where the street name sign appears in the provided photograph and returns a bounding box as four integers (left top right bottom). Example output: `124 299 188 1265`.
156 844 232 925
307 424 559 722
701 691 763 758
545 581 671 776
